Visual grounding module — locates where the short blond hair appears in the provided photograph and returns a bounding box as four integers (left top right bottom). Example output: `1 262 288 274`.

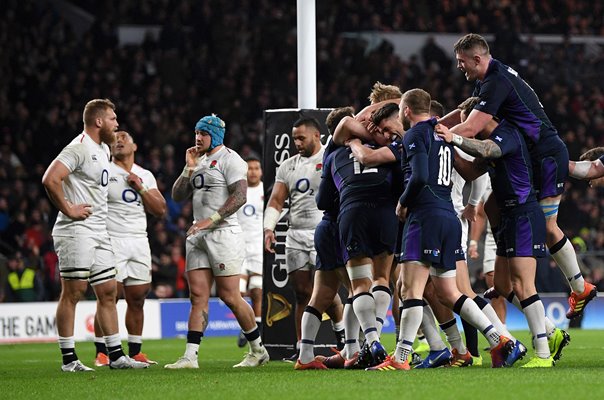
402 88 431 115
83 99 115 126
368 82 402 104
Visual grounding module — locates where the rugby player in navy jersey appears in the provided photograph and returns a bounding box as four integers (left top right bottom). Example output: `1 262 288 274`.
437 96 565 367
295 107 355 370
322 117 405 369
440 33 596 319
371 89 513 371
336 102 470 368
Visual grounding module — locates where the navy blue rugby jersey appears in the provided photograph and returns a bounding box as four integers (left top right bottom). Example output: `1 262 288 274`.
473 58 558 144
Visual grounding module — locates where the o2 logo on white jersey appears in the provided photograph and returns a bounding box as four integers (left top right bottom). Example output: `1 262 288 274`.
242 204 256 217
122 188 140 204
192 173 205 189
101 169 109 187
295 178 314 195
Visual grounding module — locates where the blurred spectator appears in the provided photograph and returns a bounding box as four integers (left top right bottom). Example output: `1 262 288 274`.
171 244 188 298
1 0 603 300
4 252 44 302
151 252 177 299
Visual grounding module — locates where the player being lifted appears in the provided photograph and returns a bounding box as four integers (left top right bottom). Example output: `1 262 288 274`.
440 33 597 319
437 96 564 367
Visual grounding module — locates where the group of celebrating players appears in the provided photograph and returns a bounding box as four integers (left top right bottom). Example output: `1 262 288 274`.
285 33 599 371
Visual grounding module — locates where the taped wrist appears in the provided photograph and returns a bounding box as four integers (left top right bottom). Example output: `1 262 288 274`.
263 207 280 231
570 160 591 179
209 212 222 225
452 133 464 146
181 166 194 178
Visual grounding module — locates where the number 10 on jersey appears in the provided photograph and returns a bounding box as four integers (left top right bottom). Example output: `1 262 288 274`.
437 146 452 186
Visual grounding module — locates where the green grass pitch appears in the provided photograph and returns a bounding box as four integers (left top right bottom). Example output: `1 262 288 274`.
1 330 603 400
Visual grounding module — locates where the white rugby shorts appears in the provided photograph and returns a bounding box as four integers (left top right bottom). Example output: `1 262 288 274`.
285 229 316 274
111 236 152 285
186 228 244 277
54 235 116 286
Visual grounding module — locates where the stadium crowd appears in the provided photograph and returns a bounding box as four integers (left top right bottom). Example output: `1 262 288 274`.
1 0 604 302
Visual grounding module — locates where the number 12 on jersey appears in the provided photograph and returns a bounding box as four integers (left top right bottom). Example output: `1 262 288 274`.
349 153 377 175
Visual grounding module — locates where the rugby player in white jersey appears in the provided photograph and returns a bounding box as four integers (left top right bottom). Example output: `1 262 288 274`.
235 157 264 348
165 115 269 369
42 99 148 371
264 117 344 362
93 131 167 366
468 180 507 323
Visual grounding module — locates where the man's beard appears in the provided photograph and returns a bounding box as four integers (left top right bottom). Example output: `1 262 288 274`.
100 127 115 145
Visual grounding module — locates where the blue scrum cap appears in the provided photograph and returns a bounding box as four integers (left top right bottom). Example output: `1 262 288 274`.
195 114 226 150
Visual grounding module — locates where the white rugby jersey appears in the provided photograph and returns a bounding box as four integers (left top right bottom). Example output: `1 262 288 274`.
275 147 324 230
52 132 111 237
106 162 158 238
451 148 487 216
237 182 264 256
481 175 493 204
190 146 247 230
451 169 466 216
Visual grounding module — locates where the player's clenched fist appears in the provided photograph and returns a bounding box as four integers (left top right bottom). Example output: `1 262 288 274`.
126 172 144 192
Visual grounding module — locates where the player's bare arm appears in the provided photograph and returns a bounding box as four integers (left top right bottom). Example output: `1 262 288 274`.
462 168 488 222
437 108 462 128
356 99 400 134
42 160 92 220
437 124 502 159
452 149 488 182
127 172 167 217
263 181 288 253
355 98 400 123
333 116 373 145
218 179 247 219
172 174 193 202
457 137 501 159
569 159 604 180
468 202 487 259
173 146 201 201
349 138 396 167
448 109 493 138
